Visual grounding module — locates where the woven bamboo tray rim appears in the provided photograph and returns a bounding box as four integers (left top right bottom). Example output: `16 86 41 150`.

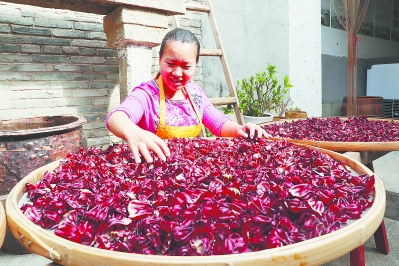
264 117 399 151
0 201 5 248
6 144 386 266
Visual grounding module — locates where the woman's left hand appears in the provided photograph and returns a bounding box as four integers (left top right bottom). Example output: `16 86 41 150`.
237 122 271 138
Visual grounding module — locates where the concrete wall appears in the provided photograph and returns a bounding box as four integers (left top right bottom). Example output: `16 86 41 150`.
288 0 322 117
321 17 399 116
322 27 399 59
201 0 290 99
322 55 368 116
201 0 322 117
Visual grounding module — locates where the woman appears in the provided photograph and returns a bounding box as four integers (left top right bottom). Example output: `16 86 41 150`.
106 28 268 163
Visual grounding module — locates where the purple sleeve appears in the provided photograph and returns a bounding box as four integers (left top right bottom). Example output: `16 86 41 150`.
105 89 148 130
202 104 231 136
190 84 231 136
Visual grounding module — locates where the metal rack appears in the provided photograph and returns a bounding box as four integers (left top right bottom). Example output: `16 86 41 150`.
383 99 399 118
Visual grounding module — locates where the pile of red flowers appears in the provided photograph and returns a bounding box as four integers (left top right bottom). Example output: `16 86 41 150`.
262 116 399 142
21 138 374 255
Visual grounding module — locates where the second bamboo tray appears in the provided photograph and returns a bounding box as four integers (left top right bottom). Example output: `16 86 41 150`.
6 145 386 266
265 117 399 151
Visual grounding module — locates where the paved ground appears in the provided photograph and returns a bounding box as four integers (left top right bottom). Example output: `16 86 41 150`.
322 217 399 266
1 151 399 266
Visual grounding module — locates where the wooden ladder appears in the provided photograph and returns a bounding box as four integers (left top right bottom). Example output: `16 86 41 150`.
173 0 244 136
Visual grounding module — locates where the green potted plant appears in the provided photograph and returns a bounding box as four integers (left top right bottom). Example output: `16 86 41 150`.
235 63 293 124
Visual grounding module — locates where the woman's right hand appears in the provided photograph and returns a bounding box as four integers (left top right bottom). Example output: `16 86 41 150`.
107 111 170 163
124 127 170 164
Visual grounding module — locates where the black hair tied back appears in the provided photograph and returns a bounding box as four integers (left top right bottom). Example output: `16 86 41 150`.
159 28 200 63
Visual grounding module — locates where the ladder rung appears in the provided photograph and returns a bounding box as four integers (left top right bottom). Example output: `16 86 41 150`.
186 3 211 13
200 49 222 56
210 97 237 106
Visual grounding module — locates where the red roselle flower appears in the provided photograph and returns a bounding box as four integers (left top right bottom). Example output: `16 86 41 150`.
21 138 374 255
262 116 399 142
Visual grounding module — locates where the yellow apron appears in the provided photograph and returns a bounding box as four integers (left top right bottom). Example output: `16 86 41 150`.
156 76 203 139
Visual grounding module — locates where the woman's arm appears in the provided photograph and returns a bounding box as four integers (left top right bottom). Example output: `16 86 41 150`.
220 120 269 138
106 86 172 164
107 111 139 140
201 104 269 138
220 120 243 137
107 111 170 163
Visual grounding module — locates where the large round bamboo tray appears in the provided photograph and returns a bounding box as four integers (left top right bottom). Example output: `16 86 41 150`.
0 201 6 248
6 145 386 266
265 117 399 151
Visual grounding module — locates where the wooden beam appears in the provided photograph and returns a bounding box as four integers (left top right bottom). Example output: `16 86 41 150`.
200 49 222 56
186 3 211 13
210 97 237 106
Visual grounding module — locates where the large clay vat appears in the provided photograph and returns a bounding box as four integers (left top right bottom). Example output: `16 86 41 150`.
341 96 385 117
0 115 87 196
0 115 87 253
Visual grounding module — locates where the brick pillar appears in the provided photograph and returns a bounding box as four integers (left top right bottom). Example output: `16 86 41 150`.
117 46 152 101
103 2 185 102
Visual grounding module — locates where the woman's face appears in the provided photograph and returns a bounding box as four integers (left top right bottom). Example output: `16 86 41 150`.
159 40 197 93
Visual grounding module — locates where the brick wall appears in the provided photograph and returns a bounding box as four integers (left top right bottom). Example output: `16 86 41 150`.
0 0 203 148
0 2 119 148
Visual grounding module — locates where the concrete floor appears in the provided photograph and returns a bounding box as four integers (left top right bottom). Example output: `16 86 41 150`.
1 151 399 266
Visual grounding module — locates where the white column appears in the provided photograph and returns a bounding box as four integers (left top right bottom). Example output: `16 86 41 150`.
288 0 322 117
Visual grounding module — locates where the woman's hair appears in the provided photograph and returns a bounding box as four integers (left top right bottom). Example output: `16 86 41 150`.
159 28 200 63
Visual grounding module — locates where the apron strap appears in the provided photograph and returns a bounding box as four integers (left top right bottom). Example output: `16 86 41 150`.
157 76 202 124
158 76 167 125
